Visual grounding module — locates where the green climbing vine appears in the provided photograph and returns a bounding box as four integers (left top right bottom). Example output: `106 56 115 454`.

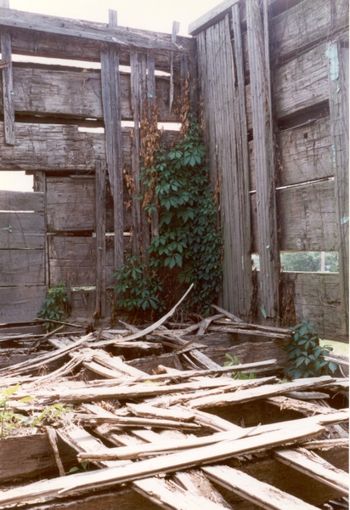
114 120 222 318
38 284 71 331
284 322 338 378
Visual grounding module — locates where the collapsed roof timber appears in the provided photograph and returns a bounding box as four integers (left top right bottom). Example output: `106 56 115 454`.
0 310 348 509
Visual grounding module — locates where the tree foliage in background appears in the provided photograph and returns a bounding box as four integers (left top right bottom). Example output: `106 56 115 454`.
114 121 222 319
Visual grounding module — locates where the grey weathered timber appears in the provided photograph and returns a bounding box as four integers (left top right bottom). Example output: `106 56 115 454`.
101 17 124 270
95 160 106 317
9 30 191 74
0 190 43 212
0 122 104 171
46 177 96 232
0 64 180 122
0 28 15 144
196 14 252 315
203 465 319 510
281 272 346 341
270 0 348 63
244 39 338 129
189 0 239 35
249 117 333 189
0 8 192 53
0 249 45 286
130 50 142 256
246 0 279 319
328 38 349 330
251 180 337 252
0 285 46 323
0 123 178 172
230 4 252 318
0 211 45 249
48 236 115 287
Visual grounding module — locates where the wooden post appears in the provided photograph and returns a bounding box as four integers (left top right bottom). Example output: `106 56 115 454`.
246 0 279 320
100 9 124 270
130 50 142 256
229 3 253 318
95 160 106 318
0 0 15 146
327 38 349 330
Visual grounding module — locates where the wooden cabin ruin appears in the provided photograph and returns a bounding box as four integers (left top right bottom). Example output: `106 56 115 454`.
0 0 348 509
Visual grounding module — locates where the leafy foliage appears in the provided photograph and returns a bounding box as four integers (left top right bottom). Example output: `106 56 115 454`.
38 284 71 331
114 121 222 317
224 354 256 380
114 256 163 313
0 385 71 438
285 322 338 379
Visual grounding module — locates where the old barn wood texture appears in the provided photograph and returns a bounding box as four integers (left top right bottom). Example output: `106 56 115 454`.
192 0 349 339
0 190 46 322
246 0 279 319
196 15 252 318
0 3 192 320
328 37 349 329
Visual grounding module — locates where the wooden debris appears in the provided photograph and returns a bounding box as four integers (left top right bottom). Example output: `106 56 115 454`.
203 464 319 510
188 376 336 408
0 423 324 507
275 448 349 495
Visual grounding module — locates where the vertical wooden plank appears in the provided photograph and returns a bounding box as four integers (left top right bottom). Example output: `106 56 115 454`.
100 10 124 270
130 50 142 256
95 160 106 318
328 38 349 329
230 4 253 318
1 23 15 145
246 0 279 320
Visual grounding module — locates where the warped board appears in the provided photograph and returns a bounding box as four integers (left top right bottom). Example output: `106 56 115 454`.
0 123 178 172
251 180 337 252
0 64 180 122
0 285 46 322
249 117 333 190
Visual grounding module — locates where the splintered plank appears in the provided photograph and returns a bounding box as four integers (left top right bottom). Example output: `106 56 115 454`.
203 465 319 510
0 422 324 507
0 190 44 212
35 378 240 404
188 376 335 408
80 404 230 510
246 0 279 319
275 448 349 495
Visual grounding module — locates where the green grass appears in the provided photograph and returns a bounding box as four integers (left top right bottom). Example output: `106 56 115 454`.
320 339 349 357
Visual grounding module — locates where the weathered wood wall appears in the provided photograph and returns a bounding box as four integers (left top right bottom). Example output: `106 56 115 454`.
192 0 349 340
0 190 46 322
0 6 194 320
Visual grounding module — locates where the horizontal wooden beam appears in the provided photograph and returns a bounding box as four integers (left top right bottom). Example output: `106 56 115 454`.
0 8 192 53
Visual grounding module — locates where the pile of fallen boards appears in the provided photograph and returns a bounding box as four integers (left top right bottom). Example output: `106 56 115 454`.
0 311 348 510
